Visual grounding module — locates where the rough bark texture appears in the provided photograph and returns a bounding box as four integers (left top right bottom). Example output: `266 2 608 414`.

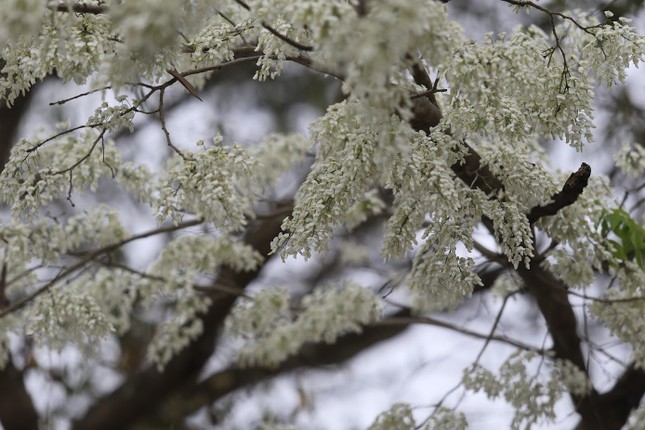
408 63 645 430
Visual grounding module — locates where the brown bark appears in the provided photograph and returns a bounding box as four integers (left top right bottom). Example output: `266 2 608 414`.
0 358 39 430
150 310 412 425
0 80 40 430
73 210 286 430
408 62 645 429
0 83 35 172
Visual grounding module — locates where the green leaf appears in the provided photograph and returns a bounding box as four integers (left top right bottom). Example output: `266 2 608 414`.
599 209 645 268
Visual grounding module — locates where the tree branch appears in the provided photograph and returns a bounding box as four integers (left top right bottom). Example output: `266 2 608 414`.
527 163 591 223
72 205 290 430
0 361 39 430
52 2 108 14
151 310 412 424
584 364 645 430
0 219 204 319
407 60 644 429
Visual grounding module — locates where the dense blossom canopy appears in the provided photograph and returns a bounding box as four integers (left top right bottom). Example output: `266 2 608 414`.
1 0 645 429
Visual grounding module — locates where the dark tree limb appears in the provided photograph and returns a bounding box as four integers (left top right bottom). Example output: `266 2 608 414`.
528 163 592 223
580 364 645 430
53 2 108 14
0 360 39 430
0 83 35 173
151 310 412 425
407 61 644 429
0 222 38 430
72 207 289 430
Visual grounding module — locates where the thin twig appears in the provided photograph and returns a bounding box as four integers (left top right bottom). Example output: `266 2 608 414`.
567 290 645 304
374 316 545 354
473 294 512 364
232 0 314 51
0 219 203 319
158 88 188 159
500 0 599 35
49 86 112 106
84 258 250 298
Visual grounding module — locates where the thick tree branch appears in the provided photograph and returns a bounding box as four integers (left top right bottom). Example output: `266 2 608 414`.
517 267 586 371
408 64 504 196
583 364 645 430
53 2 108 14
0 289 38 430
152 310 412 424
408 61 644 429
0 361 39 430
528 163 591 223
72 206 289 430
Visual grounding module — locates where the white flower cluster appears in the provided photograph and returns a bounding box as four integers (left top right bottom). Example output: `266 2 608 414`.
476 139 558 210
539 176 618 288
582 12 645 87
463 352 563 429
366 403 467 430
344 189 386 232
226 283 382 367
425 407 468 430
486 199 534 269
24 268 137 353
250 132 311 185
87 100 136 133
272 101 383 259
146 293 211 370
446 29 594 151
0 206 127 298
142 234 264 291
186 14 244 69
590 262 645 368
337 0 448 102
1 10 113 104
139 234 263 368
382 131 464 260
154 141 258 229
406 217 482 311
0 0 45 48
250 0 350 46
0 131 147 216
543 248 597 289
0 207 129 361
614 143 645 179
554 358 593 397
110 0 184 58
367 403 416 430
254 19 299 81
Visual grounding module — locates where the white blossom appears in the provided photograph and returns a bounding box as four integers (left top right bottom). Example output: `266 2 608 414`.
0 0 46 48
226 283 382 367
425 407 468 430
367 403 416 430
0 0 643 426
463 352 565 429
615 143 645 178
154 140 259 229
